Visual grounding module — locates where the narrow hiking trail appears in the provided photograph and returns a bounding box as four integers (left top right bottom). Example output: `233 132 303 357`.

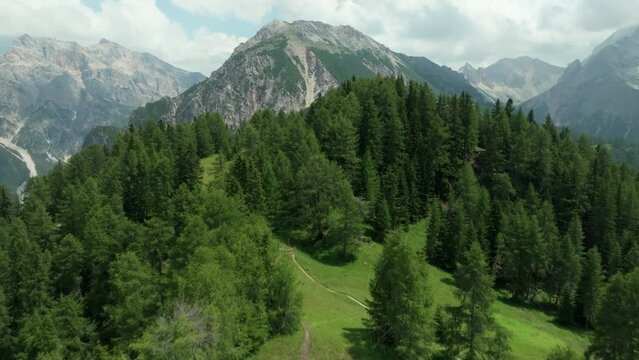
280 247 370 310
300 321 310 360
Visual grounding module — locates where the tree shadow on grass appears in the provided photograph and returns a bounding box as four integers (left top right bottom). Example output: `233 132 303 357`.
497 294 591 336
497 293 557 315
343 327 392 360
276 229 358 266
440 277 456 286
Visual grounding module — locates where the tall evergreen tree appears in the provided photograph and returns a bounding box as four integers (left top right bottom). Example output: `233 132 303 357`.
587 269 639 360
437 241 511 360
498 203 545 301
425 200 445 266
578 247 603 328
367 233 433 359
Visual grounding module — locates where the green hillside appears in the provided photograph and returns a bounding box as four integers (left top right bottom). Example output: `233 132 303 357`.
254 220 590 359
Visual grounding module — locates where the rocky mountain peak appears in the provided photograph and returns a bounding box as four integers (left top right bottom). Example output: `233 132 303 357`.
0 34 206 189
522 25 639 140
460 56 564 103
592 25 639 56
131 20 486 129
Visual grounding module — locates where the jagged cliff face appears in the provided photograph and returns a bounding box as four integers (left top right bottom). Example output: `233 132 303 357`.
0 35 205 192
522 26 639 141
132 20 485 127
460 56 564 104
0 35 204 162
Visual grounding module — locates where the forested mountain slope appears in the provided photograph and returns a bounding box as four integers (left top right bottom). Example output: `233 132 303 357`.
1 77 637 359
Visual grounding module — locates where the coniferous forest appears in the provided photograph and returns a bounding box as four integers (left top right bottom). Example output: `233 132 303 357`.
1 76 638 359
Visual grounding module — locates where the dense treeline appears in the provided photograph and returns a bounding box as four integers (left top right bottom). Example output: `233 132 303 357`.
0 114 300 359
1 75 638 359
222 77 639 358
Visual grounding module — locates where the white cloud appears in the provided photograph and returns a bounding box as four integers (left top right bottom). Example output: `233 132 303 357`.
0 0 246 74
169 0 273 24
2 0 637 74
171 0 639 68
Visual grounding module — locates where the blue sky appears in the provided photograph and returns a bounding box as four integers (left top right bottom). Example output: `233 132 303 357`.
0 1 636 75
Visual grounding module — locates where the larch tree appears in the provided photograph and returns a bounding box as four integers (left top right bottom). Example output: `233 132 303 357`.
367 233 433 359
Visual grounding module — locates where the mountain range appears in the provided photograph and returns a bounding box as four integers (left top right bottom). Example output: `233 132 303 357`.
0 35 205 192
459 57 564 104
522 25 639 141
130 20 488 127
3 20 639 192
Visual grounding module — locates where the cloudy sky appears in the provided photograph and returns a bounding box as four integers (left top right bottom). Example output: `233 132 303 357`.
0 0 637 75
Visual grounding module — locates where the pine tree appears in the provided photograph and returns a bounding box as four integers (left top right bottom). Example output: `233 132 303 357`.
367 233 433 359
437 241 511 360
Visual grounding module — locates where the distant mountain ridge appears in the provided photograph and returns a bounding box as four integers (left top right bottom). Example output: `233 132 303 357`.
460 56 564 103
522 25 639 141
0 34 205 192
131 20 487 127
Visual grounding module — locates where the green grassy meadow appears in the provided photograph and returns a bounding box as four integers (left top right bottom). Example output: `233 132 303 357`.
255 221 590 359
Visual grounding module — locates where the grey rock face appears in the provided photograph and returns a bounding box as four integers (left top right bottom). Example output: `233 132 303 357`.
132 20 486 127
522 26 639 141
0 35 205 167
460 56 564 104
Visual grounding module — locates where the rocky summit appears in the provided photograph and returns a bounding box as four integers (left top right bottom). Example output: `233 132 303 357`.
522 25 639 141
131 20 486 127
0 35 204 191
460 56 564 104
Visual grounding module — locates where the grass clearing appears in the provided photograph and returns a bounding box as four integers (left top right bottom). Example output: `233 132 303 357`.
200 153 228 186
255 221 590 359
